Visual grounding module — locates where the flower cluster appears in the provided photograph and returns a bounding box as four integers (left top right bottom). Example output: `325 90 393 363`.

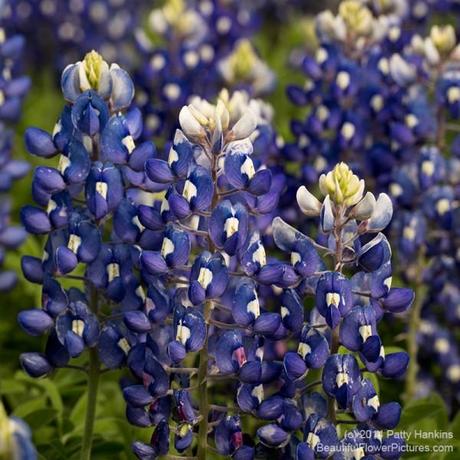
283 0 460 406
16 48 287 458
125 153 412 456
0 24 30 290
267 163 412 457
17 51 157 378
124 88 289 458
388 133 460 404
1 0 148 71
134 0 272 139
284 0 438 191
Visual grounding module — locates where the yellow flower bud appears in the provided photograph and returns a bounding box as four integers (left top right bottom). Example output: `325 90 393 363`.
339 0 373 36
0 403 14 458
228 40 257 82
82 50 105 90
319 162 365 206
430 25 456 56
163 0 185 23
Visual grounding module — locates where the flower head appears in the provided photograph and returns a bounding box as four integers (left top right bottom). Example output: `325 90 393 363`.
430 25 456 57
338 0 374 37
319 162 364 206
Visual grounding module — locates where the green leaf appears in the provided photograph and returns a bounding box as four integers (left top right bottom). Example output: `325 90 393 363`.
15 374 64 431
91 440 126 458
448 412 460 447
0 378 27 395
13 398 49 418
69 390 88 428
399 393 448 432
23 408 57 429
398 392 451 456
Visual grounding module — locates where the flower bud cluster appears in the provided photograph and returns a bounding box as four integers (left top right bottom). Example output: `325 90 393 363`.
18 51 157 377
270 162 413 457
126 157 412 456
134 0 268 139
1 0 146 71
0 25 30 290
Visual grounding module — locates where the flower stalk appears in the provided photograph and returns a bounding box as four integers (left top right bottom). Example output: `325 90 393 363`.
196 300 211 460
80 347 101 460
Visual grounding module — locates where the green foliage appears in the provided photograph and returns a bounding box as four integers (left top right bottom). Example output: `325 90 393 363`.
1 370 151 459
398 393 459 459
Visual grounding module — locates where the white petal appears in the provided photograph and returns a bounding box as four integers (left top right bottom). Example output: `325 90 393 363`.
321 195 334 233
351 192 376 220
296 186 322 216
179 106 204 138
367 193 393 232
78 62 91 91
231 111 257 140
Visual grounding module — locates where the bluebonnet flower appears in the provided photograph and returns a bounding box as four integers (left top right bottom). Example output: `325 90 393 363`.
133 0 268 139
2 0 148 72
0 402 37 459
270 162 411 457
123 154 412 457
121 89 296 458
10 3 424 456
283 0 460 409
17 52 158 456
0 24 30 290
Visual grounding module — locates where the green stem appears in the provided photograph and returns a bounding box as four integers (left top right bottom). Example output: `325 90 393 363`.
196 300 212 460
80 282 101 460
404 250 427 402
80 347 101 460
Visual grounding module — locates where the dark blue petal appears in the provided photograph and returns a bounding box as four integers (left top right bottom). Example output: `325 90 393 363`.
21 256 44 284
257 424 290 447
374 402 401 429
145 159 174 183
123 385 154 407
25 127 57 158
20 352 52 378
20 206 52 234
18 310 53 336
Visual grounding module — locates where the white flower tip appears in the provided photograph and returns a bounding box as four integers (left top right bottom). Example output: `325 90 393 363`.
351 191 376 220
367 193 393 231
179 105 204 138
321 195 334 233
231 110 257 140
296 186 322 216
